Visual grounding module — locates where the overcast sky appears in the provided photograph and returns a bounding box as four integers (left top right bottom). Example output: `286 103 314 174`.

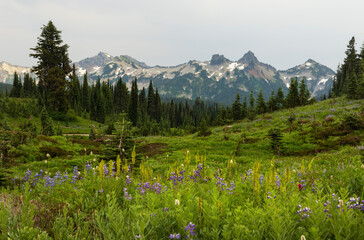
1 0 364 70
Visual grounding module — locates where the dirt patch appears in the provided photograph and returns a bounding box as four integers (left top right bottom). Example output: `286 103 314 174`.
137 143 168 157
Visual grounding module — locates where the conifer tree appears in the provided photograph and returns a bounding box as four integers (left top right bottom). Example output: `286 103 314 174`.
169 100 175 128
90 85 96 121
241 96 248 119
256 89 267 114
69 64 81 110
95 78 105 123
139 87 147 122
267 91 277 112
155 88 161 122
299 78 310 106
40 105 53 136
276 87 285 109
10 72 22 98
248 90 256 119
30 20 71 113
147 80 155 120
129 78 138 126
120 80 129 113
249 90 255 110
333 36 360 98
232 92 242 121
177 102 184 127
114 77 123 114
347 70 358 99
101 80 113 115
357 56 364 99
23 73 36 98
286 78 299 108
81 73 89 112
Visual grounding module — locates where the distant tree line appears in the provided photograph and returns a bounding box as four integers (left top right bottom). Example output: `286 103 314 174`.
231 77 312 121
332 36 364 99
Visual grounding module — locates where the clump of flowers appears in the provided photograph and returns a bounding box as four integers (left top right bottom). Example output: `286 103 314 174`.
123 188 132 200
169 233 180 239
297 205 312 222
185 222 196 238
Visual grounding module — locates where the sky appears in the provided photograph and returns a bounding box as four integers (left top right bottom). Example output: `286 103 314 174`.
1 0 364 70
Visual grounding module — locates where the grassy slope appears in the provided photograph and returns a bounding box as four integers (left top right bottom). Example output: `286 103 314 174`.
138 97 363 173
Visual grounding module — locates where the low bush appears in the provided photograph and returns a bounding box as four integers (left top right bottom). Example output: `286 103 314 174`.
39 146 73 158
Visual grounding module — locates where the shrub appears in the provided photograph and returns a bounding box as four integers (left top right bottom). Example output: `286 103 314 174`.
36 135 58 144
268 128 283 155
197 118 212 137
342 113 363 131
39 146 73 158
339 135 361 146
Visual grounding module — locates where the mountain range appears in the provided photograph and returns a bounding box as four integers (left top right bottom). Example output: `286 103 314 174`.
0 51 335 104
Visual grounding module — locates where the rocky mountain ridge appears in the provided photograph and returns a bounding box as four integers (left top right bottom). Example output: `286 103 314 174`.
1 52 335 103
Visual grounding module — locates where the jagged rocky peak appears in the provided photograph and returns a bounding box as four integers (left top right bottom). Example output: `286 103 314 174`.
304 59 318 66
76 52 115 72
238 51 258 65
210 54 230 65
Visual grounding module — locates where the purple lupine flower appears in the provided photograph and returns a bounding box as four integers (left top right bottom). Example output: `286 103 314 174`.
123 188 132 200
259 175 264 186
126 175 132 184
71 166 80 184
275 175 281 188
85 162 92 172
185 222 196 236
103 164 108 176
23 169 32 182
152 182 162 193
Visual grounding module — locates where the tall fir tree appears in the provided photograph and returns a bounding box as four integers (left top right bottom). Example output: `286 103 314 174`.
95 78 105 123
147 80 156 120
90 85 96 121
101 80 113 115
276 87 285 109
139 87 147 122
114 77 123 114
23 73 36 98
69 64 81 111
129 78 139 126
299 78 310 106
81 73 89 112
241 96 248 119
332 36 361 98
256 89 267 114
155 88 161 122
10 72 22 98
267 91 277 112
286 78 299 108
30 20 72 113
232 91 242 121
248 90 256 119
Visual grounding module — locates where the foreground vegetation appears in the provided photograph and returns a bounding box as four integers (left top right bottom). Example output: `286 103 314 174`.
0 97 363 239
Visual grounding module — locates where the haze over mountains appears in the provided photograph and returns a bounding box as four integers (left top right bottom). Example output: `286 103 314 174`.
1 51 335 104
